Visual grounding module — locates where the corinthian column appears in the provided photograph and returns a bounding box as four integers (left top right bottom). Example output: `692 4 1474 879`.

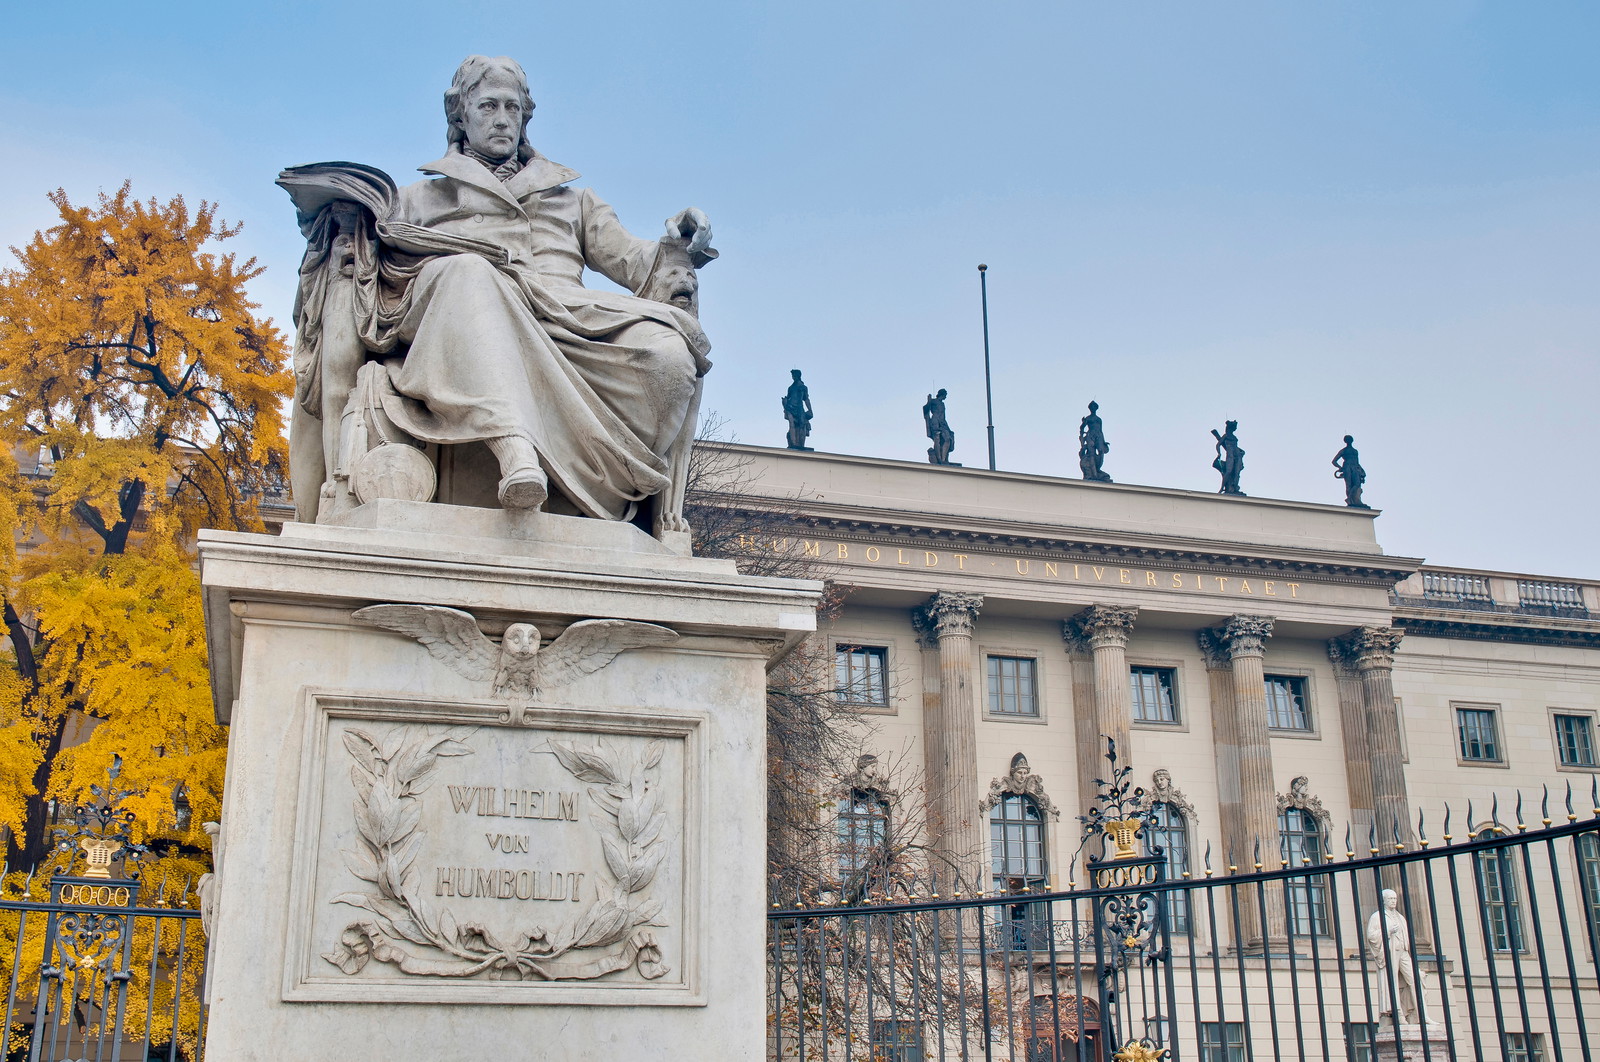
1209 613 1284 947
1060 621 1101 827
1327 638 1375 842
912 591 984 893
1198 629 1243 860
1070 605 1139 771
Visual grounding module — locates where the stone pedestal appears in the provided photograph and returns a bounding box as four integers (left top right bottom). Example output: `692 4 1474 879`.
1373 1024 1449 1061
198 505 819 1061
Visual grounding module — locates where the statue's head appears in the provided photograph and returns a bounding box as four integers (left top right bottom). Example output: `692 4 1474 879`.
1382 888 1398 909
1225 419 1239 432
937 388 948 400
636 239 699 316
1009 752 1030 780
792 369 803 381
1088 401 1099 413
1344 434 1354 444
445 55 536 162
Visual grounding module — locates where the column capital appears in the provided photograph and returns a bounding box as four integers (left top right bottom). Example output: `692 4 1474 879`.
1060 618 1091 656
1073 604 1139 651
1219 613 1275 659
914 591 984 640
1334 625 1404 672
1196 628 1233 671
1326 636 1356 676
910 607 940 650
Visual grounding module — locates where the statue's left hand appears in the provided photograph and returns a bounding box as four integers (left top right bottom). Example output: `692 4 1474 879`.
666 207 713 258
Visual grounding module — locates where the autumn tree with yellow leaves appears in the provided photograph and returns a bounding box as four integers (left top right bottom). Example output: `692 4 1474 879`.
0 183 291 870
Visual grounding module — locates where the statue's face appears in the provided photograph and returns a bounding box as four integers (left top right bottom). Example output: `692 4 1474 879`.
463 71 526 160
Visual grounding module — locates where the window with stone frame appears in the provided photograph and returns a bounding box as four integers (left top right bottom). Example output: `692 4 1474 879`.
1146 801 1191 931
991 793 1050 950
834 644 889 707
1506 1032 1547 1062
987 655 1040 717
1130 666 1179 724
1576 833 1600 937
1344 1022 1378 1062
1279 806 1330 936
870 1018 924 1062
1456 705 1503 763
1265 674 1312 731
1554 712 1597 768
1474 835 1526 952
836 789 891 887
1199 1021 1245 1062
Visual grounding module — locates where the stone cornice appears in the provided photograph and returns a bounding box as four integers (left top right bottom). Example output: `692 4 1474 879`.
706 502 1420 586
1395 611 1600 650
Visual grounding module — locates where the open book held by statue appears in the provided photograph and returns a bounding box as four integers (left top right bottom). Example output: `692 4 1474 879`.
279 56 716 547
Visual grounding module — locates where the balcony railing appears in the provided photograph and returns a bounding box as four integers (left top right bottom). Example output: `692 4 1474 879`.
1395 570 1592 619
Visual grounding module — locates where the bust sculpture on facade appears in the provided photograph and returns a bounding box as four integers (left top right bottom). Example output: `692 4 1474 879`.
279 55 716 541
1078 401 1112 482
923 389 957 466
782 369 814 451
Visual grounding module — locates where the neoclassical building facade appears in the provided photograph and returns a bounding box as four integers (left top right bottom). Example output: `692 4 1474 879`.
715 442 1600 904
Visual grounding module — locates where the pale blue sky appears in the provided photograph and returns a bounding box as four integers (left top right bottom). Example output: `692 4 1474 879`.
4 2 1597 576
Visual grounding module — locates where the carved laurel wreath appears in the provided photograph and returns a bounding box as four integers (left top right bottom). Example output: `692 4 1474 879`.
321 724 671 982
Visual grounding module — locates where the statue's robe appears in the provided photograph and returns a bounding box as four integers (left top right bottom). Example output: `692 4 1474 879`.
339 149 711 521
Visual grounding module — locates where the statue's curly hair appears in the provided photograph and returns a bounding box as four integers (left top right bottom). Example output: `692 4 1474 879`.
444 55 536 160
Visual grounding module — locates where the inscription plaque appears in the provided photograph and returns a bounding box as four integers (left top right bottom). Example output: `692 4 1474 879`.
284 690 703 1005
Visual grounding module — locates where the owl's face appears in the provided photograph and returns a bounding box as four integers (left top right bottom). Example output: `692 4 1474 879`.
502 623 542 658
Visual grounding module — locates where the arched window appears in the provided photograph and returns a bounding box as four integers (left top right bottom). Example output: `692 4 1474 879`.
1279 806 1329 936
991 793 1049 890
1473 825 1525 952
837 789 890 887
1147 801 1191 931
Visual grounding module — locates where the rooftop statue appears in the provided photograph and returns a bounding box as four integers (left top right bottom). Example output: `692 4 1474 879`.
1211 419 1245 496
279 55 716 542
782 369 814 451
1078 400 1112 482
1333 434 1370 509
924 389 957 466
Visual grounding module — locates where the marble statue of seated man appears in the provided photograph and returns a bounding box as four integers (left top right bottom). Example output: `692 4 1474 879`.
281 54 716 538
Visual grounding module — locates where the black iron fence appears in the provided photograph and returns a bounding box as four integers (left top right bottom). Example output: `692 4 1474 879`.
769 804 1600 1061
0 871 208 1062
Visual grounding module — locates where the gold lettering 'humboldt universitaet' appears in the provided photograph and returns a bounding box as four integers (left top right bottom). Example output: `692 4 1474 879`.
738 536 1306 599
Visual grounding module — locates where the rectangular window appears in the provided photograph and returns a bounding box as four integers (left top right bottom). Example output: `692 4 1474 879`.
1130 667 1179 723
987 656 1039 717
1506 1033 1546 1062
1265 675 1311 731
870 1019 923 1062
835 644 888 707
1199 1022 1244 1062
1344 1023 1377 1062
1476 847 1525 952
1457 706 1502 762
1555 713 1597 767
1577 833 1600 934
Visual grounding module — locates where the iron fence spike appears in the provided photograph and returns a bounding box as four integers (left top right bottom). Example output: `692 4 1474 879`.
1567 780 1578 822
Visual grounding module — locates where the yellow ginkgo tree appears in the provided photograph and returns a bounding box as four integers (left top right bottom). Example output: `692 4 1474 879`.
0 182 291 869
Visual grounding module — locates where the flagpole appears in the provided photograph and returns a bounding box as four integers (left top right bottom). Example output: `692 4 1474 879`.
979 263 996 471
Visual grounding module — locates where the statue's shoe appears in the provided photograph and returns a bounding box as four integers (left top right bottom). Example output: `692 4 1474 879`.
498 465 548 509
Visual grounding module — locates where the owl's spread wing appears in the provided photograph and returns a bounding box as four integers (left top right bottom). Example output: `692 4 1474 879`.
352 604 499 681
537 620 678 690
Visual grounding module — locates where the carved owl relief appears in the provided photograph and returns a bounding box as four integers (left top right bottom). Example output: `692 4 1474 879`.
353 604 678 723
